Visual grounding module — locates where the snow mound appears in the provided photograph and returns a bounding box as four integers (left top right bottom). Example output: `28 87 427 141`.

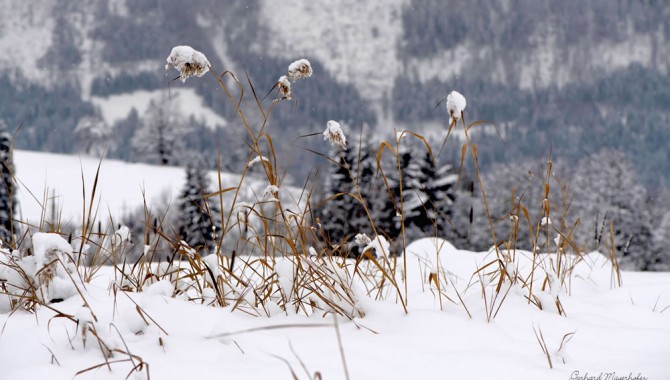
364 235 391 259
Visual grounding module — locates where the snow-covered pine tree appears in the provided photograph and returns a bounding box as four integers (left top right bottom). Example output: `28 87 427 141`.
320 148 356 244
111 108 140 160
349 137 378 233
388 148 458 242
423 152 457 235
176 158 219 255
0 120 16 244
652 209 670 270
481 160 549 250
373 139 408 242
448 177 478 250
132 97 188 166
400 145 431 240
572 149 654 270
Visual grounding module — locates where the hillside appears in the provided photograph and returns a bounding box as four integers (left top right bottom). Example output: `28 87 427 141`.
13 150 277 226
1 1 668 185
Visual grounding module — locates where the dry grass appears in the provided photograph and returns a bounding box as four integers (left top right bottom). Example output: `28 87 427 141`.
0 49 627 375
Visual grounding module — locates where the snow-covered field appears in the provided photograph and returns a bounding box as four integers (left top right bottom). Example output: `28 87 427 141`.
91 89 227 129
4 149 670 380
1 236 668 380
13 150 261 226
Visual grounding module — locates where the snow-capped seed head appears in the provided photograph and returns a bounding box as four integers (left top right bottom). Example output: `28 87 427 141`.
287 59 313 81
277 75 292 99
355 233 372 245
165 46 211 82
323 120 347 150
263 185 280 201
446 90 467 121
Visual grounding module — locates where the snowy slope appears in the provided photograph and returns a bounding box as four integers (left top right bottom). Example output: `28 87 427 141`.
91 88 227 128
0 238 668 379
14 150 261 225
404 31 665 91
0 0 56 82
261 0 408 121
2 1 666 127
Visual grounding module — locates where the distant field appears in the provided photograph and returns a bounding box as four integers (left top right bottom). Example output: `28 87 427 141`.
13 150 263 225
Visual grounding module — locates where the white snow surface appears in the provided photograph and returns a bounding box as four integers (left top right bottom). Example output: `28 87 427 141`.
31 232 73 268
0 0 56 82
1 238 668 379
13 150 266 225
260 0 408 118
91 88 227 129
364 234 391 259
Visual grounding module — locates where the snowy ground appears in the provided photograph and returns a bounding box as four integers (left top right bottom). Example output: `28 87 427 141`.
13 150 269 226
91 89 227 129
1 238 668 380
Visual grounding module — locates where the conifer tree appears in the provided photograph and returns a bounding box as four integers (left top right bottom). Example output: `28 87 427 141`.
400 145 431 240
74 115 110 156
132 98 189 166
176 158 219 254
0 121 16 244
572 149 654 270
421 152 457 235
320 148 356 243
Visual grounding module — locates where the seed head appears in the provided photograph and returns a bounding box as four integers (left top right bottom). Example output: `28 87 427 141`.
446 90 467 122
323 120 347 150
277 75 292 99
165 46 210 82
287 59 313 81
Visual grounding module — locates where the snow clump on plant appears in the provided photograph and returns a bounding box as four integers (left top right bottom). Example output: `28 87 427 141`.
446 90 467 123
287 59 313 81
263 185 280 201
165 46 211 82
323 120 347 150
277 75 292 99
355 233 372 245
